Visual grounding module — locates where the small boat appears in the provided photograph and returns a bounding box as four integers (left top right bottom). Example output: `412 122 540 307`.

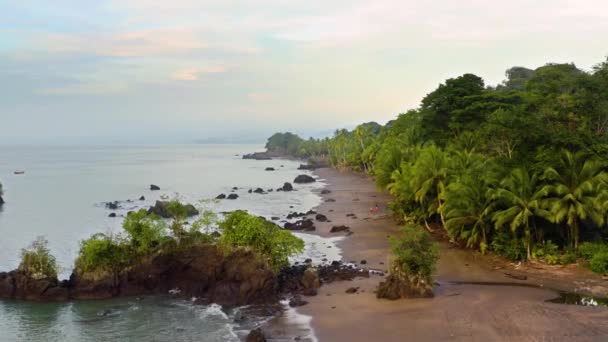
14 171 25 175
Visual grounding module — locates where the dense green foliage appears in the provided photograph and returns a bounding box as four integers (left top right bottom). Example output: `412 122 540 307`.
219 210 304 272
267 58 608 272
389 225 439 285
19 237 59 280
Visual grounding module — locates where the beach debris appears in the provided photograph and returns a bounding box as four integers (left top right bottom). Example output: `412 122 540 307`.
345 287 359 294
504 272 527 281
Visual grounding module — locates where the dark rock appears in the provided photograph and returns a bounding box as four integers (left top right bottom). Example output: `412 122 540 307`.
289 295 308 307
242 152 273 160
325 198 336 203
150 184 160 191
253 188 266 194
360 260 367 265
284 219 315 231
330 225 350 233
0 195 4 206
267 189 273 192
286 212 306 219
345 287 359 294
108 213 117 218
315 214 328 222
147 201 199 218
265 167 275 171
139 196 145 201
306 210 317 215
304 259 312 264
346 213 356 217
227 194 239 200
320 189 331 194
271 217 280 221
302 288 318 296
105 201 119 210
246 328 267 342
216 194 227 199
282 182 293 191
232 187 238 190
294 175 315 184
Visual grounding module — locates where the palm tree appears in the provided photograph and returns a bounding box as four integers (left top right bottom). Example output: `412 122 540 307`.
444 176 495 252
492 168 549 260
541 150 607 249
410 146 450 228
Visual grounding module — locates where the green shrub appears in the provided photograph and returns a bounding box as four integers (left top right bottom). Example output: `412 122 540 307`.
533 240 559 264
75 233 132 284
491 230 526 261
219 210 304 272
18 237 58 280
589 252 608 274
578 242 608 260
123 209 166 254
560 250 578 264
389 224 439 285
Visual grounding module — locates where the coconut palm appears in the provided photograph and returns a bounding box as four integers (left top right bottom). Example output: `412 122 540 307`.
444 175 495 252
541 150 607 249
492 168 549 260
409 146 450 227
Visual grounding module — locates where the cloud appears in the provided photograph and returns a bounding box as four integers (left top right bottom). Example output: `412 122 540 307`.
170 65 226 81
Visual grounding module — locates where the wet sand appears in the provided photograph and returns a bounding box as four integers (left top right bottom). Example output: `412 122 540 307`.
298 167 608 342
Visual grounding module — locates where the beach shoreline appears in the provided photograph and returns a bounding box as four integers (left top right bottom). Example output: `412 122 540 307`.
294 167 608 342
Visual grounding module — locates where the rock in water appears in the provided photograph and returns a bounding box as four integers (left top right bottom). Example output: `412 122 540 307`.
282 182 293 191
293 175 315 184
227 193 239 200
139 195 145 201
108 213 117 218
150 184 160 191
246 328 267 342
0 195 4 206
265 167 275 171
253 188 266 194
320 189 331 194
315 214 328 222
216 193 227 199
105 201 119 210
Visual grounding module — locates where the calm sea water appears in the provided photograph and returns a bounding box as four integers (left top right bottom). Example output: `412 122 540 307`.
0 144 336 342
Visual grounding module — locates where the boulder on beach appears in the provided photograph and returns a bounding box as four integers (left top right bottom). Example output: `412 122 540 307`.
147 201 199 218
284 219 315 231
330 225 350 233
150 184 160 191
282 182 293 191
293 175 315 184
216 194 227 199
246 328 267 342
227 194 239 200
315 214 328 222
265 167 275 171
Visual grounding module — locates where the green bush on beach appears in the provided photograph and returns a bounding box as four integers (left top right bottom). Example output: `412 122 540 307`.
19 237 59 280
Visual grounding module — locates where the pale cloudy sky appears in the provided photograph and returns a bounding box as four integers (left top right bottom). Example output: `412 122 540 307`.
1 0 607 143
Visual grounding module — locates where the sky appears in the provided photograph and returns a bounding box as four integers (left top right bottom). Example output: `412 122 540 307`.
1 0 607 144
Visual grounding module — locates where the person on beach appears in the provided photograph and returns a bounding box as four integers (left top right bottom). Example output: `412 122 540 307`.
370 203 380 214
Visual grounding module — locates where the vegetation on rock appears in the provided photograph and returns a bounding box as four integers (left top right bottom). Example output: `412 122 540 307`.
18 237 59 280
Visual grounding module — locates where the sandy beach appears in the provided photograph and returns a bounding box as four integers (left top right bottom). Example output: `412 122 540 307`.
297 167 608 342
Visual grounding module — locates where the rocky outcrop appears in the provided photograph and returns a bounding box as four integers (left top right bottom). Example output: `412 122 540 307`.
293 175 315 184
105 201 119 210
243 152 273 160
376 268 434 300
147 201 199 218
150 184 161 191
0 245 278 307
253 188 266 194
227 194 239 200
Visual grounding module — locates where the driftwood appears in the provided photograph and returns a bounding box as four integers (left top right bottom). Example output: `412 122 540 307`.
504 272 527 281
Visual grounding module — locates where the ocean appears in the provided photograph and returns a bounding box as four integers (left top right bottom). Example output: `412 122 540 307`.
0 144 338 341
